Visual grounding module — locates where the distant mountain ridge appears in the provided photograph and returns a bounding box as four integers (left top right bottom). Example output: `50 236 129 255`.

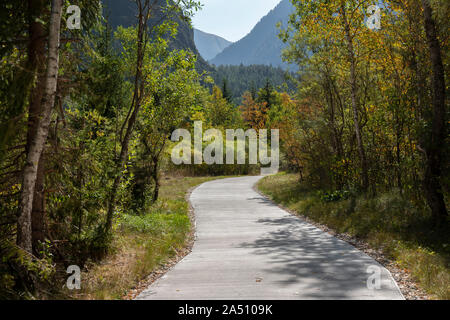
210 0 295 70
194 29 232 61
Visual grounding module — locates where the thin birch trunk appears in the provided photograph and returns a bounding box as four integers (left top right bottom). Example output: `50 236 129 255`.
105 1 150 233
26 0 47 255
341 4 369 191
17 0 63 252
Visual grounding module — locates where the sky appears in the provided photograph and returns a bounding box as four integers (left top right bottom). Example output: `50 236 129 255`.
192 0 282 42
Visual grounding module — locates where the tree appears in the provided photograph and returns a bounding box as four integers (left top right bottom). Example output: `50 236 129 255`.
105 0 201 232
205 86 240 128
221 78 233 104
23 0 47 254
17 0 63 253
105 0 153 233
210 64 296 104
132 49 201 209
240 91 268 131
420 0 448 225
340 3 369 191
281 0 448 224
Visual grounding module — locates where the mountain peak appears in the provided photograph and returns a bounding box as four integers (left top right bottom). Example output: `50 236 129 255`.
194 29 233 61
210 0 295 70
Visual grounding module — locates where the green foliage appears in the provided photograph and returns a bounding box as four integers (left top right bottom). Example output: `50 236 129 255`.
102 0 211 73
256 79 278 110
0 241 55 299
211 64 296 104
0 0 212 299
0 51 30 163
0 1 28 57
318 190 351 203
46 106 118 263
205 86 242 128
221 78 233 103
78 21 130 118
119 213 189 235
2 0 446 301
277 0 449 206
71 176 220 300
113 18 205 214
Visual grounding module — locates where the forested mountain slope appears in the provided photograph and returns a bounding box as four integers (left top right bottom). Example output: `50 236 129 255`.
211 64 296 104
102 0 212 72
210 0 295 70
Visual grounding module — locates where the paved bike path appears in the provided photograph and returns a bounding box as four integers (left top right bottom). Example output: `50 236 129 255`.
137 176 404 300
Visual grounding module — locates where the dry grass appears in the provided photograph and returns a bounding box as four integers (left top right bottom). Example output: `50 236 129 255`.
257 172 449 300
67 176 226 300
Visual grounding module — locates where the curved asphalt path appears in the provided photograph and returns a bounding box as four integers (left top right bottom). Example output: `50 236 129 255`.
137 176 404 300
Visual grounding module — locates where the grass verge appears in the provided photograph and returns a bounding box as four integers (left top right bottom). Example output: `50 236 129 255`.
69 175 225 300
257 173 449 299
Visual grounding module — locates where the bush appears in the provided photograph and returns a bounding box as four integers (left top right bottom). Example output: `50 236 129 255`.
318 190 351 202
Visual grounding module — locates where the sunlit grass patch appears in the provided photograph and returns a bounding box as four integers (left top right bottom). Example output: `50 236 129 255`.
72 176 227 300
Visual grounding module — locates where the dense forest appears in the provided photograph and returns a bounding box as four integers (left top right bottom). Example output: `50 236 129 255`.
210 64 297 104
0 0 448 300
271 0 449 297
278 0 448 223
0 0 292 298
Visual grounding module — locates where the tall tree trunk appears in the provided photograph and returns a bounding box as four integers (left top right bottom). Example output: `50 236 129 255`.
341 5 369 191
324 72 343 189
420 0 448 225
32 152 46 254
106 100 143 232
151 157 159 203
26 0 47 255
105 1 150 233
17 0 63 253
